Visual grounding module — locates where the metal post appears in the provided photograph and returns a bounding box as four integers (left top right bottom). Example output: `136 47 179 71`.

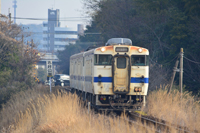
31 39 33 59
8 8 11 25
50 77 52 93
21 35 24 56
168 60 179 93
88 102 90 114
179 48 183 99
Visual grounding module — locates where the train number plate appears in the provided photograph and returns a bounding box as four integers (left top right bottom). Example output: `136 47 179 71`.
116 87 126 91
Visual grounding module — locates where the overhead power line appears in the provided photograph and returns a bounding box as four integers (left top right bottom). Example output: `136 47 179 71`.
149 54 179 66
184 56 200 64
11 17 90 21
162 54 179 65
21 32 101 35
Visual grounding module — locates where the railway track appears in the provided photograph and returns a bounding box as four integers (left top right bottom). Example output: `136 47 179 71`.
127 112 198 133
107 111 198 133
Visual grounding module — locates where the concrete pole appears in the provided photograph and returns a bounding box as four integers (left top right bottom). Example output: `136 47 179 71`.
168 60 179 93
50 77 52 93
31 39 33 59
21 35 24 56
8 8 11 25
179 48 184 99
88 102 90 114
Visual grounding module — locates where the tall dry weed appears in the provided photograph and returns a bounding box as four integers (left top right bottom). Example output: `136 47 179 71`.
147 86 200 131
11 92 158 133
0 84 49 131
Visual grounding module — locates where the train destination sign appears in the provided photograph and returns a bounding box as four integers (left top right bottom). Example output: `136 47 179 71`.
115 47 129 52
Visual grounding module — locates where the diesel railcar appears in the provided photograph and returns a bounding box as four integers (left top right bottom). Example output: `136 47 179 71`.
70 38 149 111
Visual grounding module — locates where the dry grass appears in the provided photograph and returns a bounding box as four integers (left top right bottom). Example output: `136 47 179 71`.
1 90 157 133
10 93 144 133
146 86 200 132
0 84 49 130
0 85 199 133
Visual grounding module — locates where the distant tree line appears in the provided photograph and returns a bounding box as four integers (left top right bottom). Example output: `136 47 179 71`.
58 0 200 96
0 15 40 109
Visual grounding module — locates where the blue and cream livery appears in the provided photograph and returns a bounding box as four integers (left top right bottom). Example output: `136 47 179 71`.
70 38 149 111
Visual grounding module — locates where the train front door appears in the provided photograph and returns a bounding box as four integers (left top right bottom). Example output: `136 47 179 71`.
112 55 130 94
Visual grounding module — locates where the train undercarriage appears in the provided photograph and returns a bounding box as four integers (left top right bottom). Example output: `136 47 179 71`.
71 88 146 112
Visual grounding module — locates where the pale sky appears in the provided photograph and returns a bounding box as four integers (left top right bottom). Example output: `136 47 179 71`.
1 0 90 29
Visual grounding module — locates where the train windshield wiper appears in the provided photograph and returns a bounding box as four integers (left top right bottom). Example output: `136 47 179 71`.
134 62 139 68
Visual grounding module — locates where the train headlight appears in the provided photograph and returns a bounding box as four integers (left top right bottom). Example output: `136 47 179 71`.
101 47 106 52
138 48 143 53
134 87 142 92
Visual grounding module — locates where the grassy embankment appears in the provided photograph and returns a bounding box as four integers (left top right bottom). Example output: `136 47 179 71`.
0 85 199 133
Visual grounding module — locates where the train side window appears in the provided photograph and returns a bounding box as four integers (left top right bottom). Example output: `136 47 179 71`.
131 55 148 66
117 57 126 68
94 54 112 65
74 61 76 74
71 62 73 75
94 54 98 65
145 55 149 66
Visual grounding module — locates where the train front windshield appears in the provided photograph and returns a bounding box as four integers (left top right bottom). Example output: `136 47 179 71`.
131 55 149 66
94 54 112 65
117 57 126 68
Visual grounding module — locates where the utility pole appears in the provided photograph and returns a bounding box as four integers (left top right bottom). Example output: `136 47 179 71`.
8 8 11 25
168 48 184 95
179 48 184 98
168 60 179 93
21 35 24 56
31 39 33 59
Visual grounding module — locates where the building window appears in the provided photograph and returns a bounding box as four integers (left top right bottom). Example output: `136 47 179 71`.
50 12 55 15
54 38 77 41
55 31 77 34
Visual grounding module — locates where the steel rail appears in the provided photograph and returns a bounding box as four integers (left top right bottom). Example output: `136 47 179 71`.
130 112 198 133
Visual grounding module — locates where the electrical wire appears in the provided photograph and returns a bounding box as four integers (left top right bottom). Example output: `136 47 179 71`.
149 57 159 65
184 56 200 64
162 54 179 65
149 54 179 66
20 32 101 35
11 17 90 21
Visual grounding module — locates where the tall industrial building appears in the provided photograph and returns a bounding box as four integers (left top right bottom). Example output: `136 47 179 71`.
41 9 84 52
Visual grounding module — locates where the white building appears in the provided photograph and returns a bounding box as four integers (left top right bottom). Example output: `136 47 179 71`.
40 9 84 52
41 24 81 51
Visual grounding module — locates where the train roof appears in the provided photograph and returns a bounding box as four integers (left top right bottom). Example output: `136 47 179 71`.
106 38 132 46
70 38 149 59
70 52 84 59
